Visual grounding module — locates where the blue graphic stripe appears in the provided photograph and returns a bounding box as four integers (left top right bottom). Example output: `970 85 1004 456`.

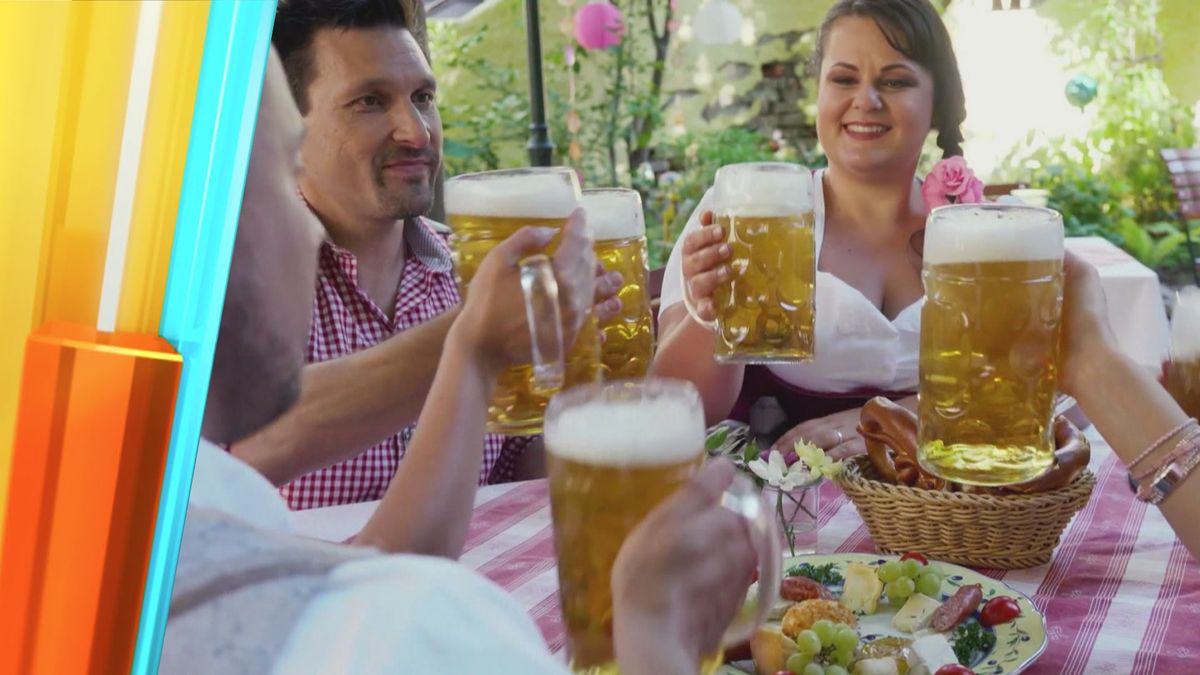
132 2 277 673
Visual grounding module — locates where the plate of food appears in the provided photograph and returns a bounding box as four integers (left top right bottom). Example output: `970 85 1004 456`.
719 552 1046 675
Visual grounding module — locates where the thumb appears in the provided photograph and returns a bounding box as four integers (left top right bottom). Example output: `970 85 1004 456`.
553 209 594 267
496 226 558 266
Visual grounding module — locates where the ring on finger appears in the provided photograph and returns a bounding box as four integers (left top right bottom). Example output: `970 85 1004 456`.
833 429 845 446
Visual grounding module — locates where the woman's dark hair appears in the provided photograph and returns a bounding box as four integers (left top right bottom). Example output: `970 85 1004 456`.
271 0 419 114
812 0 965 159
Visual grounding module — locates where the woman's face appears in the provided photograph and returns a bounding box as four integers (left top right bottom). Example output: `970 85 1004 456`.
816 16 935 179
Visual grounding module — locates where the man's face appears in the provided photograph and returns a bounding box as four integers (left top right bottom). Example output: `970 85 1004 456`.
297 27 442 226
203 50 324 445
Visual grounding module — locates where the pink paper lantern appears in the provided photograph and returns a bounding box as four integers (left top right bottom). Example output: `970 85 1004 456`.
574 2 625 50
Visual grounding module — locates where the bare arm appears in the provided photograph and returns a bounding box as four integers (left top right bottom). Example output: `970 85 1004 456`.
1060 252 1200 559
229 309 458 486
652 210 745 425
351 323 494 556
654 304 745 425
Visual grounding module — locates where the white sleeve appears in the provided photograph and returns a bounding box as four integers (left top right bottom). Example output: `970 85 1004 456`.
189 439 295 534
659 187 715 315
271 555 568 675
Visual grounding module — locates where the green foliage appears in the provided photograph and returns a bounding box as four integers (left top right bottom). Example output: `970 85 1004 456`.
1000 0 1195 271
638 128 811 268
429 23 529 176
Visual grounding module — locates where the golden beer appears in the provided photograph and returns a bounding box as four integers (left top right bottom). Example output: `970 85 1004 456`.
709 163 816 363
583 189 654 378
918 205 1065 486
1166 288 1200 418
545 380 711 674
445 168 602 434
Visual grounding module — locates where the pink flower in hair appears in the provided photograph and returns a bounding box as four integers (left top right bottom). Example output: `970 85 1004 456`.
921 156 984 211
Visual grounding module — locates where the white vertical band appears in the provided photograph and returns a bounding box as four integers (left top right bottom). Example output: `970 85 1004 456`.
97 0 163 332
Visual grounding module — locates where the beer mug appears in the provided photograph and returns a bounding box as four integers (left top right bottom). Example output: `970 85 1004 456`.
917 204 1065 486
682 162 817 363
582 188 654 378
445 167 603 434
1165 286 1200 418
545 378 781 675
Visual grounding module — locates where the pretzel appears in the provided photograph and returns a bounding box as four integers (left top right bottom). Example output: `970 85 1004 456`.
856 397 1090 494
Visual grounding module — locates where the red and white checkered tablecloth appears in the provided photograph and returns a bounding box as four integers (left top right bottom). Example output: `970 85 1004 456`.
292 429 1200 674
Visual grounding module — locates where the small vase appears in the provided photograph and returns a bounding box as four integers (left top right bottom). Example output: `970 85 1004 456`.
764 479 821 556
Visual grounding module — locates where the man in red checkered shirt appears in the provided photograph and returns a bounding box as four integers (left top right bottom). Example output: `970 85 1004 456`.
227 0 620 510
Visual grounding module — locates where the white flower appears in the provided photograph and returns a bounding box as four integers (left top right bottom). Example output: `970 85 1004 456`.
747 450 816 491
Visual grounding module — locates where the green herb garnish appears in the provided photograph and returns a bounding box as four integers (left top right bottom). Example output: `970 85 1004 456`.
952 620 996 665
785 562 843 586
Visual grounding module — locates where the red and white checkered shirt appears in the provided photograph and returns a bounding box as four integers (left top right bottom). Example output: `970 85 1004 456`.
279 217 529 510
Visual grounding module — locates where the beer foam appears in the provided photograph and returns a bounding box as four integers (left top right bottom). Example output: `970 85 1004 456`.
545 398 706 467
445 170 580 219
713 163 813 215
923 205 1064 265
1171 287 1200 359
582 190 645 240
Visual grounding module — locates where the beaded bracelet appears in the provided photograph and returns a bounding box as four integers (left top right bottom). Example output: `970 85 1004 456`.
1134 427 1200 506
1128 418 1197 478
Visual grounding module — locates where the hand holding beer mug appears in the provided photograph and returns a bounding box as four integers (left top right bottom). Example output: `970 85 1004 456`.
917 204 1065 486
445 167 603 434
681 162 817 363
582 189 655 378
1165 287 1200 419
545 379 781 674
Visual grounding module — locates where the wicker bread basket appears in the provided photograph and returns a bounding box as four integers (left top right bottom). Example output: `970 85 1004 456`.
835 455 1095 569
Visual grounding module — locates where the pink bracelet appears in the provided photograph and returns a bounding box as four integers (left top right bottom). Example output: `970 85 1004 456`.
1135 429 1200 506
1128 418 1198 478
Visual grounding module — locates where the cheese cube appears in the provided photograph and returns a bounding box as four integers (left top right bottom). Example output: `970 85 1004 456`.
853 657 900 675
891 593 942 633
841 562 884 614
906 633 960 675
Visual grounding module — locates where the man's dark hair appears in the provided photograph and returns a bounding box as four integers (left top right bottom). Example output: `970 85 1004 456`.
272 0 421 114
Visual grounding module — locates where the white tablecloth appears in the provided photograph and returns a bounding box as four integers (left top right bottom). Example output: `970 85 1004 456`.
1067 236 1170 369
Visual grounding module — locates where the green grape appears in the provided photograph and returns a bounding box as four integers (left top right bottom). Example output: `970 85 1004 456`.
802 663 825 675
812 620 836 645
886 577 916 603
796 630 822 656
832 627 858 653
826 665 850 675
833 645 854 667
917 570 943 597
900 559 923 579
786 652 812 674
924 563 943 581
888 590 909 608
877 560 902 583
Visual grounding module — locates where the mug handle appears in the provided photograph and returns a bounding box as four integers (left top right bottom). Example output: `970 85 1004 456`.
719 472 782 646
519 254 566 395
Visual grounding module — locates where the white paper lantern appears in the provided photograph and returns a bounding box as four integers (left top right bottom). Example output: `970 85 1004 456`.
693 0 743 45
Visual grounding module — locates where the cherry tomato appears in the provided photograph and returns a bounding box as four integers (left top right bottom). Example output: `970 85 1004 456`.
935 666 975 675
900 551 929 565
980 596 1022 626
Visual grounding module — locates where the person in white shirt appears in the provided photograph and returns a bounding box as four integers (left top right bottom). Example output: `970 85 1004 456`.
162 47 757 675
655 0 967 459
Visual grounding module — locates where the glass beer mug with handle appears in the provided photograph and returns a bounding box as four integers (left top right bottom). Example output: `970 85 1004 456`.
917 204 1066 486
582 188 655 379
544 378 781 675
682 162 817 363
445 167 603 434
1166 286 1200 419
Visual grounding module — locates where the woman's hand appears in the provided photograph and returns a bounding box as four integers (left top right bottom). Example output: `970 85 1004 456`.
771 407 866 460
680 210 732 323
1058 251 1119 398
